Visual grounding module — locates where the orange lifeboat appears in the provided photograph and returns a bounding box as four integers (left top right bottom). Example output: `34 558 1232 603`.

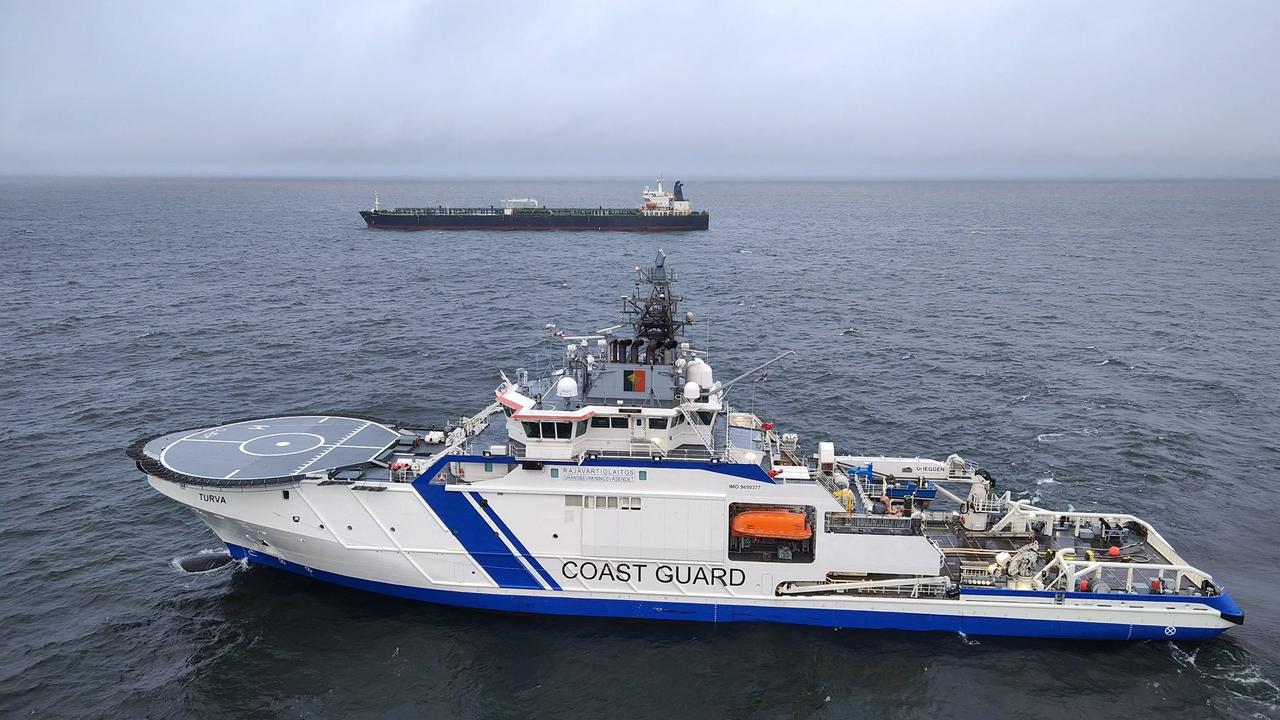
730 509 812 540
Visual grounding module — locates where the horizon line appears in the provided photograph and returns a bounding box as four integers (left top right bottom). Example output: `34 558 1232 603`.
3 172 1279 183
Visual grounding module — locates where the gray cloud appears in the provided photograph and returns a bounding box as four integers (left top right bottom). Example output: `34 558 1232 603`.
2 0 1277 178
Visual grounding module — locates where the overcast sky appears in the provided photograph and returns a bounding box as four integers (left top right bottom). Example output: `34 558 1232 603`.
2 1 1278 178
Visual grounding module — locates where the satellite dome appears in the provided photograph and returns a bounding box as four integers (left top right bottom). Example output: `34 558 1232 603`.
686 357 713 388
556 376 580 398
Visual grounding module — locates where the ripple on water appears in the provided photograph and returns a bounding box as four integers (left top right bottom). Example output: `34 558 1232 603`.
2 178 1279 719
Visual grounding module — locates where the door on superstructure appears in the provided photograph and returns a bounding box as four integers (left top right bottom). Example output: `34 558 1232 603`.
631 417 646 446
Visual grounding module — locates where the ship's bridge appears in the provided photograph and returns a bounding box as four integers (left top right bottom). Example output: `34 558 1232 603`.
497 384 722 461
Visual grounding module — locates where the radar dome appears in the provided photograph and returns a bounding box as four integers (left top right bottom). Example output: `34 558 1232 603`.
686 358 713 388
556 376 580 398
683 381 700 400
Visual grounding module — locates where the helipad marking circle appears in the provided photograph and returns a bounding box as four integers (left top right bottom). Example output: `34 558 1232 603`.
149 415 402 483
239 432 325 457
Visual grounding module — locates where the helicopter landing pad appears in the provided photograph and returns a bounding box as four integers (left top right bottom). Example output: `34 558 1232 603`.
143 415 401 482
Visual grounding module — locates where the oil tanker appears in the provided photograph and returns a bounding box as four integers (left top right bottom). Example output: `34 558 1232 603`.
360 180 709 231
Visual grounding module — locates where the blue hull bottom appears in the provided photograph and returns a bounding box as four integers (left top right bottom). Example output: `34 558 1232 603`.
226 544 1227 641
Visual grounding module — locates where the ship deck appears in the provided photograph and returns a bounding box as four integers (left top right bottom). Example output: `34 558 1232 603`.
926 523 1178 595
128 415 445 487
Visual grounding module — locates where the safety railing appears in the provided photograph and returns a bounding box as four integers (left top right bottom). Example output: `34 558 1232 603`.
824 512 919 536
1037 549 1215 596
970 493 1010 514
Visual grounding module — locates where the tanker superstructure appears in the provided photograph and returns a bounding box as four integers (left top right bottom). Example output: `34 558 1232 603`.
360 180 709 231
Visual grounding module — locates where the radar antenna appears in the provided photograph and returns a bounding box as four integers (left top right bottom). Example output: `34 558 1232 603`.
621 250 688 364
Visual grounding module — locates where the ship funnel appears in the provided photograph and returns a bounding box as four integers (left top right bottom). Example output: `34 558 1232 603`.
674 181 685 202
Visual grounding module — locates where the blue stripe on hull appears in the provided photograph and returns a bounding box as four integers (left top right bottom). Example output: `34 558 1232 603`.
436 454 776 484
414 484 542 590
225 544 1228 641
474 496 562 591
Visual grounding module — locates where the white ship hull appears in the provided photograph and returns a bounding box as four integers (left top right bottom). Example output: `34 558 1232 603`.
132 253 1241 642
149 457 1239 641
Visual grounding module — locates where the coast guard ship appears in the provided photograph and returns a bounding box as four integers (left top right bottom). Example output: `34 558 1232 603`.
129 252 1243 640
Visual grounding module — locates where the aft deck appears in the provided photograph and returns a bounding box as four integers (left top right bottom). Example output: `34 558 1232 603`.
926 520 1184 594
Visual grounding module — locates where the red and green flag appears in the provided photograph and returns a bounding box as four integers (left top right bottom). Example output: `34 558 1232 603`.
624 369 646 392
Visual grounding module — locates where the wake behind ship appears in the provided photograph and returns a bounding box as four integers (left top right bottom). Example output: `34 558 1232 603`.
360 180 709 231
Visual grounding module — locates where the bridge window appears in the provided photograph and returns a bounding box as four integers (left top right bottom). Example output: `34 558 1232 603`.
649 418 669 430
591 417 610 429
539 421 572 439
576 420 588 436
610 417 628 429
522 422 540 438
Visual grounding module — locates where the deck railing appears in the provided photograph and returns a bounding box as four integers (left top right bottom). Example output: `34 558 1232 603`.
824 512 919 536
1037 549 1214 595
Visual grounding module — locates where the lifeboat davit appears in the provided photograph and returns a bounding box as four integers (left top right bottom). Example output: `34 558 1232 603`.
730 509 812 539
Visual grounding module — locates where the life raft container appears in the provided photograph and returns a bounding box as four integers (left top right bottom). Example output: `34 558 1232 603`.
730 509 812 540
